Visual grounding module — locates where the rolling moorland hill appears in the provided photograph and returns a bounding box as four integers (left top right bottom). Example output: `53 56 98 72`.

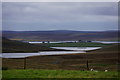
2 37 60 53
81 43 118 54
83 44 119 66
2 30 119 41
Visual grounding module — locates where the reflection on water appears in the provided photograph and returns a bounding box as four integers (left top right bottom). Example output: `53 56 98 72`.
92 41 120 44
1 53 41 58
28 41 120 44
1 47 101 58
1 51 85 58
52 47 101 51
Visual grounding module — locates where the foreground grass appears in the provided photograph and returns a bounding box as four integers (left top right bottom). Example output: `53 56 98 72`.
2 69 118 78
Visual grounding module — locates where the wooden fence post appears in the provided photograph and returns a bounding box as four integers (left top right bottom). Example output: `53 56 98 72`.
24 58 26 69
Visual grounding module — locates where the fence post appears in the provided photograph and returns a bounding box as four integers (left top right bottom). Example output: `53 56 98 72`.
24 58 26 69
86 59 89 70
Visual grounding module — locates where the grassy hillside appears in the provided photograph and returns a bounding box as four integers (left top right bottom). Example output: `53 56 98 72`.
2 37 60 53
88 43 119 52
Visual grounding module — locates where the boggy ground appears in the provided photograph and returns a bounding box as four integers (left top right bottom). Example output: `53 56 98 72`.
2 44 119 71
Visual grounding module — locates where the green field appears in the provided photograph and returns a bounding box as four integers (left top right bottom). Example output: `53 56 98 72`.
40 42 112 47
2 69 119 78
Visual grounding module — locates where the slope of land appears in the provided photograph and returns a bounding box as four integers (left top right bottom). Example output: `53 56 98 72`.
88 43 119 53
2 37 61 53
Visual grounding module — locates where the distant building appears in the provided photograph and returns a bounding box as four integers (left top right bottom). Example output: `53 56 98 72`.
87 41 92 42
42 41 45 43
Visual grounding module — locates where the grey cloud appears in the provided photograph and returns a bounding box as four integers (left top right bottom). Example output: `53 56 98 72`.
2 2 118 31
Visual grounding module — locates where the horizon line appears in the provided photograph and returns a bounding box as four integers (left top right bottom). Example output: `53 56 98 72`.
2 30 119 32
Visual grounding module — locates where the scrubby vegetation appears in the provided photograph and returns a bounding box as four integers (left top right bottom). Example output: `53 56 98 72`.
2 37 63 53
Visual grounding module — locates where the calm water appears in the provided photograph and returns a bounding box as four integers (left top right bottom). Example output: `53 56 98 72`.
92 41 120 44
52 47 101 51
28 41 76 44
1 47 101 58
28 41 120 44
1 51 85 58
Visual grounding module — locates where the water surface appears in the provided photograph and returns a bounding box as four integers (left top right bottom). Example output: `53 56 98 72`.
1 51 85 58
1 47 101 58
52 47 101 51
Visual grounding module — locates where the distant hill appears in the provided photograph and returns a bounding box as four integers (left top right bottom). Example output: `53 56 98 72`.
2 30 119 41
2 37 59 53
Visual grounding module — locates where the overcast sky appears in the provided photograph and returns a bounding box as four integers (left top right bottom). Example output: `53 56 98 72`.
2 2 118 31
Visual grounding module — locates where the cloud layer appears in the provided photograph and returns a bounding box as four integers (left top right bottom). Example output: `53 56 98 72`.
2 2 118 31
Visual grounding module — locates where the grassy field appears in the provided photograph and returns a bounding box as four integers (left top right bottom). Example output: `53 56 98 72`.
39 42 112 47
2 69 119 78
